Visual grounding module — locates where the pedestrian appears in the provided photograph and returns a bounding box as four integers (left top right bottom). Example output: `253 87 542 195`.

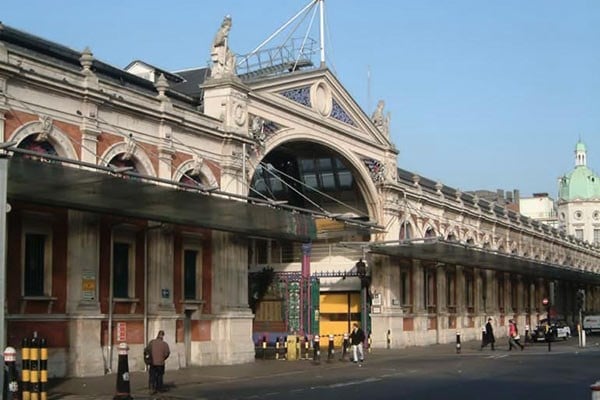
146 330 170 394
508 319 524 351
481 317 495 350
349 322 366 365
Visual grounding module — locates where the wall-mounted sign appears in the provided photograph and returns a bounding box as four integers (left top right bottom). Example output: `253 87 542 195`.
117 322 127 342
82 272 96 301
372 293 382 306
372 306 381 314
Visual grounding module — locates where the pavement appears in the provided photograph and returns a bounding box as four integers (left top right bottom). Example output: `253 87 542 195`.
46 338 600 400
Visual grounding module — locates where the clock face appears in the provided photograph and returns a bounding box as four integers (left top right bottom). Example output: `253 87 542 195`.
574 210 583 220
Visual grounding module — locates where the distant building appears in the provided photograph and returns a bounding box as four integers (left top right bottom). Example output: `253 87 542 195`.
557 141 600 245
467 189 520 212
519 193 559 228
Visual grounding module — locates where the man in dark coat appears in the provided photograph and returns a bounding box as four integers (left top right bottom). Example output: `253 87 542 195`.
480 317 495 350
146 330 170 394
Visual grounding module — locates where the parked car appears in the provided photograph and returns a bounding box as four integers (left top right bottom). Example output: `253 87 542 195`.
583 315 600 334
530 319 571 341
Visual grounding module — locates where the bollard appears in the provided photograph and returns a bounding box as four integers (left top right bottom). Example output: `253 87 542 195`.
40 338 47 400
261 336 267 360
113 342 132 400
545 324 552 352
22 338 31 400
387 329 391 349
295 336 300 360
525 325 530 343
327 334 334 361
341 333 349 360
591 380 600 400
304 336 310 360
313 335 320 363
368 333 372 353
30 335 39 400
275 337 280 360
456 331 461 354
4 346 19 399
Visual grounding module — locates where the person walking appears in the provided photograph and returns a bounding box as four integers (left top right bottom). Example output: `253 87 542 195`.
146 330 170 394
349 322 366 365
480 317 495 351
508 319 524 351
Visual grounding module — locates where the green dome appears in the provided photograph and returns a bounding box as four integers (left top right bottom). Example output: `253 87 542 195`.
559 166 600 201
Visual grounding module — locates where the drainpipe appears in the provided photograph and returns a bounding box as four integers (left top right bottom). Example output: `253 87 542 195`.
107 225 115 374
144 229 148 370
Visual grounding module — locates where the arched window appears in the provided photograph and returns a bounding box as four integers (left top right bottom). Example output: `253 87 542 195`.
399 222 412 240
425 227 436 238
179 170 205 186
18 136 58 157
108 156 138 173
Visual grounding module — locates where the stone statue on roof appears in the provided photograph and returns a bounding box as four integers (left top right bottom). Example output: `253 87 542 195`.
210 15 236 79
371 100 390 138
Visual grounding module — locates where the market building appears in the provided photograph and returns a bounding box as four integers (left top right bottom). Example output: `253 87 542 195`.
0 8 599 378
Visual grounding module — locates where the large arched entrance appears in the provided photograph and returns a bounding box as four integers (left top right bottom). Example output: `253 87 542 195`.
248 140 374 345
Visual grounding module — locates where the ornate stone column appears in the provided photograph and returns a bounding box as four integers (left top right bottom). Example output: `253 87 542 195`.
210 231 254 363
474 268 483 314
455 265 465 315
147 226 175 314
66 210 105 376
504 272 512 316
434 264 446 344
484 270 496 315
412 259 424 313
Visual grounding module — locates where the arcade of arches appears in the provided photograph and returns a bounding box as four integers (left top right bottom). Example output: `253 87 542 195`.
1 20 600 379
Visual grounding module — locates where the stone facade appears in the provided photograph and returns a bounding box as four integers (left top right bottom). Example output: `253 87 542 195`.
1 18 599 379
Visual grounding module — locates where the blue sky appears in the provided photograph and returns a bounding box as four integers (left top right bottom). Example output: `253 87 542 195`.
3 0 599 198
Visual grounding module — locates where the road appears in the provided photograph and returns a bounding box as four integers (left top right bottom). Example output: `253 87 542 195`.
174 340 600 400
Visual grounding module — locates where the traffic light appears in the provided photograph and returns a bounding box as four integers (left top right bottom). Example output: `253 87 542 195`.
576 289 586 311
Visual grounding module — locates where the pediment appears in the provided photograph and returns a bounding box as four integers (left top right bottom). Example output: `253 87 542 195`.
245 68 393 148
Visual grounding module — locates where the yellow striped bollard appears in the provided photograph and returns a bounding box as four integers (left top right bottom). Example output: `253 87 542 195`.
30 336 39 400
40 338 48 400
22 337 31 400
275 338 280 360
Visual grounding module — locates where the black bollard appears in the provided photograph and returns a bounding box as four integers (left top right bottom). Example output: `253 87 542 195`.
262 336 267 360
341 332 349 360
456 331 461 354
327 334 334 361
313 335 320 363
4 346 19 399
387 329 392 349
113 343 132 400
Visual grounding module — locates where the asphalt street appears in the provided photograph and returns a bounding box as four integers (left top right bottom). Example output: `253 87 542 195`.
49 338 600 400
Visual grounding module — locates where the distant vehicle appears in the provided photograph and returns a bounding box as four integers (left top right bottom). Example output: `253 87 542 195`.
530 319 571 341
583 315 600 334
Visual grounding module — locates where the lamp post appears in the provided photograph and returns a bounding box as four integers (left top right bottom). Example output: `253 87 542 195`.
356 259 369 333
